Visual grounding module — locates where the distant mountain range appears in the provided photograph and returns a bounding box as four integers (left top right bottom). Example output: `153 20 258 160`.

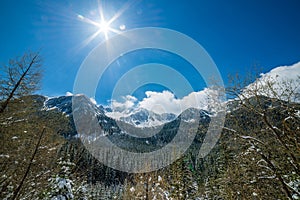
43 61 300 130
45 95 181 128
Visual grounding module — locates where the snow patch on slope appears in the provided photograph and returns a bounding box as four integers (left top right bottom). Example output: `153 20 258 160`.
244 61 300 102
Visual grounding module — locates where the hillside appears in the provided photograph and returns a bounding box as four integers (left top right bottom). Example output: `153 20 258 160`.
0 93 299 199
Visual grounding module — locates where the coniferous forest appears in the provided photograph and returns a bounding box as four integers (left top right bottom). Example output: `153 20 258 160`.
0 53 299 199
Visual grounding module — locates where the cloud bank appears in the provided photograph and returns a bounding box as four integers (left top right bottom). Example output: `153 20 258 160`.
106 88 222 120
107 61 300 120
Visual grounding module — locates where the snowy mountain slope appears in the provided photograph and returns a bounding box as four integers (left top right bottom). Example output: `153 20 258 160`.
42 93 213 140
44 95 73 115
243 61 300 102
107 108 176 127
44 95 177 128
44 95 104 116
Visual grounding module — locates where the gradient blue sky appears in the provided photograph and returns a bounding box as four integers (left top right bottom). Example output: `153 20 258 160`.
1 0 300 105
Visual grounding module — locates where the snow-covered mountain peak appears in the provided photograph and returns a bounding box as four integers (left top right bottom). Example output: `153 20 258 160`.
106 107 176 127
43 94 103 116
243 61 300 102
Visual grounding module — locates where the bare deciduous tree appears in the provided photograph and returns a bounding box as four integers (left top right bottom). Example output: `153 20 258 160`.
224 74 300 199
0 52 42 113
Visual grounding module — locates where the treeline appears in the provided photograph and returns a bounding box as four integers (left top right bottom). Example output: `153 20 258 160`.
0 52 299 199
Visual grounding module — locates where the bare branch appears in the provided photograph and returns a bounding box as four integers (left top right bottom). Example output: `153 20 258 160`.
0 52 42 113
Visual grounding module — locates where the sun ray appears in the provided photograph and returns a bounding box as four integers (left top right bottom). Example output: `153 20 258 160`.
77 14 101 27
76 0 135 49
98 0 105 23
107 0 134 25
109 28 122 35
80 29 102 48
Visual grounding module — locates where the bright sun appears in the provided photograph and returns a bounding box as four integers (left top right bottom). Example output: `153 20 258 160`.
99 20 110 33
77 1 130 44
98 20 111 39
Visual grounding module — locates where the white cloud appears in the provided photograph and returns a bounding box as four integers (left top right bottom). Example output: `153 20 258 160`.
106 95 138 119
138 89 219 115
106 61 300 121
107 61 300 121
111 95 137 112
106 88 223 120
139 91 181 115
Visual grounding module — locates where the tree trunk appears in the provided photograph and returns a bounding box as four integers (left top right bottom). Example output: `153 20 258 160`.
0 54 38 113
11 127 46 200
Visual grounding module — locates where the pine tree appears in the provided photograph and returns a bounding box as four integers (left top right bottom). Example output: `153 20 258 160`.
46 156 75 200
168 155 197 199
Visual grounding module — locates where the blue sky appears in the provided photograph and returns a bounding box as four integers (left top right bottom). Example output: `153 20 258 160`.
1 0 300 105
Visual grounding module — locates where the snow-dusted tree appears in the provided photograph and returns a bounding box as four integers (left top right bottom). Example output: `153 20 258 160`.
0 52 42 113
45 154 92 200
122 171 169 200
46 156 75 200
167 155 198 199
225 73 300 199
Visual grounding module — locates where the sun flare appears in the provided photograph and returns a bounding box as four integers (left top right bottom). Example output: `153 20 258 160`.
99 20 110 33
77 1 131 45
98 19 111 40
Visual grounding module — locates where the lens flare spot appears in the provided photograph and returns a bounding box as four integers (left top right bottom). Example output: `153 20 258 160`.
119 24 126 30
